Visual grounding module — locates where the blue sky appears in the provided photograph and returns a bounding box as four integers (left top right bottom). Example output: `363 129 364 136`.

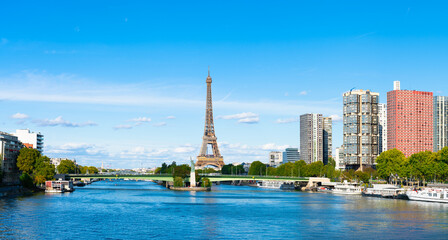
1 1 448 168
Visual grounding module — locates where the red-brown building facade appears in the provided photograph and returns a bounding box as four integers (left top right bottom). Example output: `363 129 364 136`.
387 89 433 157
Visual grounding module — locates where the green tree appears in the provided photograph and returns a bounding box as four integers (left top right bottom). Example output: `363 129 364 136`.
376 149 406 180
57 160 76 174
248 161 267 175
19 172 34 189
173 164 191 178
34 156 55 184
17 148 41 174
201 177 211 187
88 166 99 174
173 177 184 187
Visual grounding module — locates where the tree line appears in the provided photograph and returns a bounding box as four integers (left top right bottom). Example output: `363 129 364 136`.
376 147 448 183
16 148 98 189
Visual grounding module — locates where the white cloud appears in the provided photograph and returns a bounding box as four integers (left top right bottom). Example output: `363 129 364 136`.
153 122 167 127
35 116 97 127
299 91 308 95
218 112 260 124
275 117 298 124
114 124 133 130
130 117 152 123
174 145 196 153
11 113 29 119
238 117 259 124
166 116 176 119
261 143 291 151
330 114 343 122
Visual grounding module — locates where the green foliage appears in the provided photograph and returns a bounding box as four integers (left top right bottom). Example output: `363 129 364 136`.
19 172 34 189
221 164 245 175
57 160 76 174
34 156 56 184
173 164 191 178
201 177 211 187
173 176 184 187
376 149 406 179
354 171 370 183
375 148 448 183
17 148 41 174
88 166 99 174
248 161 267 175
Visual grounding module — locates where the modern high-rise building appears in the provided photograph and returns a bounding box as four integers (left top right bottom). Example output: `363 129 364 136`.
0 131 22 185
378 103 388 154
300 113 323 164
282 148 300 164
334 146 345 170
12 129 44 153
323 117 332 165
433 96 448 152
343 89 379 170
269 151 283 167
387 81 433 157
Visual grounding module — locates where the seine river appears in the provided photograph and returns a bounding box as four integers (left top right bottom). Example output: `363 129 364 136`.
1 180 447 239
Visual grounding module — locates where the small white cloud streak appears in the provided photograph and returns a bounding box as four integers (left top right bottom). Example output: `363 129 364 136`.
330 114 343 122
276 117 298 124
35 116 97 127
130 117 152 123
299 91 308 96
166 116 176 119
11 113 29 119
114 124 134 130
153 122 167 127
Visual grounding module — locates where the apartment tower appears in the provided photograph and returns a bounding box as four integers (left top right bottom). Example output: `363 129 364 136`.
343 89 379 170
387 81 433 156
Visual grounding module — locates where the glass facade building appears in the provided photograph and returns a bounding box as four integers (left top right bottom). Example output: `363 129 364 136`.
343 89 379 169
434 96 448 152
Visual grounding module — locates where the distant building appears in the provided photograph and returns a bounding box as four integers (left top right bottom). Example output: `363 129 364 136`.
269 151 283 167
50 158 74 167
323 117 332 165
334 146 345 170
283 148 300 163
378 103 388 154
300 113 323 164
343 89 379 170
12 129 44 153
0 131 22 185
434 96 448 152
387 81 433 156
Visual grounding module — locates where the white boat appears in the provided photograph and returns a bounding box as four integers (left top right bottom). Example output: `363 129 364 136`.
363 184 407 199
332 181 363 195
45 180 75 193
257 181 295 190
406 188 448 203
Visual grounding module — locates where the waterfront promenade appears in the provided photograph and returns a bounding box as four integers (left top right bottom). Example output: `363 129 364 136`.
1 180 447 239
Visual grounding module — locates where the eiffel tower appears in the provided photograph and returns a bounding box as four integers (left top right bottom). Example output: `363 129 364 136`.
196 68 225 170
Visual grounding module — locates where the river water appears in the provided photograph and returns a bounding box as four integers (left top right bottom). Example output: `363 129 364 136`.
0 180 447 239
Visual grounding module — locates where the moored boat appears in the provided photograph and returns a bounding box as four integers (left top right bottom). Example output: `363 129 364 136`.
332 181 363 195
45 180 75 193
257 181 295 190
363 184 407 199
406 188 448 203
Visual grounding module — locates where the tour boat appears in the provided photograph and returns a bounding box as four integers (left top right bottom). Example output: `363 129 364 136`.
406 188 448 203
363 184 407 199
257 181 295 190
332 181 363 195
45 180 75 193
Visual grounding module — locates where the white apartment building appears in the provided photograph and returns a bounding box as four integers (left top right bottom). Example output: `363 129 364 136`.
269 151 283 167
378 103 388 154
12 129 44 153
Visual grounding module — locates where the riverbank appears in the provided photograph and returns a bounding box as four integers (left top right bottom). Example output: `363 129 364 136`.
0 185 37 198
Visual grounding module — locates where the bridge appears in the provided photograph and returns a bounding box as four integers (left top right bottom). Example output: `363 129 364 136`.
67 174 310 183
